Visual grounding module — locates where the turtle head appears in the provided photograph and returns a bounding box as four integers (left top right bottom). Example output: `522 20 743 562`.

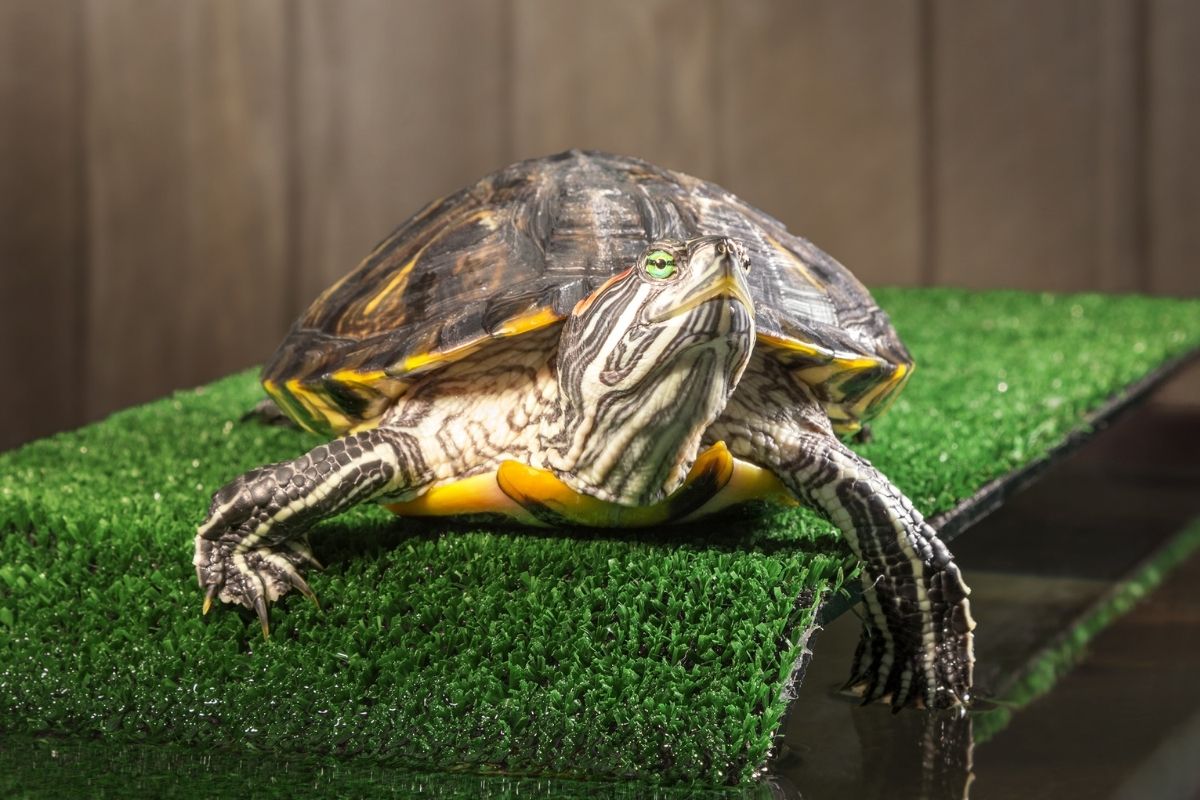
551 236 756 505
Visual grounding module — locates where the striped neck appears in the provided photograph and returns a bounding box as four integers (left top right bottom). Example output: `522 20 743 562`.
546 238 755 506
549 340 746 506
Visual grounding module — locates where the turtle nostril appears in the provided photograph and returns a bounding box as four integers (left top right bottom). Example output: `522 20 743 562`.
715 241 728 255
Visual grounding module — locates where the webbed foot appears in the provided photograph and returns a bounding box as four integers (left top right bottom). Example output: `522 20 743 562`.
845 553 975 710
193 534 321 636
191 429 416 633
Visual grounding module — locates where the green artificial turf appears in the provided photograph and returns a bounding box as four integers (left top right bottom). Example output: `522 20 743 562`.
1 288 1198 789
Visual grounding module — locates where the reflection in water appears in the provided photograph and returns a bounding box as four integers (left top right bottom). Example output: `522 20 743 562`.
861 708 974 800
771 698 976 800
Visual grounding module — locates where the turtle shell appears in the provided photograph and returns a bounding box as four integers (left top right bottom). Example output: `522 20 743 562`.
264 150 912 436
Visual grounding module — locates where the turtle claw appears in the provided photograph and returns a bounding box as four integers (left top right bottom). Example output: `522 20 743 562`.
202 583 219 615
287 540 325 571
843 613 969 711
193 532 321 633
287 571 321 610
254 595 271 639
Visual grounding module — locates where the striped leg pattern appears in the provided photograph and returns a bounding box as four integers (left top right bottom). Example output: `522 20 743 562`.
784 437 975 709
193 427 429 635
707 362 975 710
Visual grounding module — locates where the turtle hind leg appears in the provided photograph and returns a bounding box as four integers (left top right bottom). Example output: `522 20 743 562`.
193 427 431 634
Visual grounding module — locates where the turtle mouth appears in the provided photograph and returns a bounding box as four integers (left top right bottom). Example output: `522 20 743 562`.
650 274 754 324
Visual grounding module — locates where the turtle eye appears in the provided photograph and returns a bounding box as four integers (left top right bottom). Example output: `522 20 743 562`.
644 250 677 280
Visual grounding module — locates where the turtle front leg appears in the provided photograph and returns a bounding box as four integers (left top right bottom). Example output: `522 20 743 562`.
193 427 431 635
787 440 975 709
708 367 974 710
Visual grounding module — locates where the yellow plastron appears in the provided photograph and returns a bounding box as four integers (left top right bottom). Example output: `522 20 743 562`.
384 441 798 528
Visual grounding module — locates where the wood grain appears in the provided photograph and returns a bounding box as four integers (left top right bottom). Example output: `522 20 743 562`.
511 0 717 178
1147 0 1200 407
1095 0 1146 294
83 0 289 420
1148 0 1200 297
716 0 924 287
0 0 84 449
930 0 1141 292
292 0 510 308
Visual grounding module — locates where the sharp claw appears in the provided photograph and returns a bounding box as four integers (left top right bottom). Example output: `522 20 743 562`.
859 673 885 706
202 584 219 615
254 595 270 639
286 540 324 571
288 571 321 610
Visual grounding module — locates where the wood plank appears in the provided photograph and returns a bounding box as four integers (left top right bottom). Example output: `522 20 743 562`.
0 0 84 450
930 0 1141 292
510 0 717 178
1096 0 1146 294
716 0 923 287
293 0 510 307
1148 0 1200 298
83 0 289 420
1148 0 1200 408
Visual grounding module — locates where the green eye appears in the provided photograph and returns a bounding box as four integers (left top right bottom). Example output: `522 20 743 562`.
644 250 677 279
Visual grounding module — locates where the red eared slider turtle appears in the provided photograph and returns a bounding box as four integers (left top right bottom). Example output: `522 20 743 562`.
194 150 974 709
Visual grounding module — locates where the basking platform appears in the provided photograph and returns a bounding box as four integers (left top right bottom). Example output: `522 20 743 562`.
1 288 1198 795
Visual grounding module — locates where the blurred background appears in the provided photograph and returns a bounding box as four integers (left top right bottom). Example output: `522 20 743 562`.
1 0 1197 451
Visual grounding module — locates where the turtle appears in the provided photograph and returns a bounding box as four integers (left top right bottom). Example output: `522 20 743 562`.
193 150 974 710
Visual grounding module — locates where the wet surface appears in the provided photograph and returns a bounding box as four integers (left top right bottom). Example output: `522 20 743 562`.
771 366 1200 799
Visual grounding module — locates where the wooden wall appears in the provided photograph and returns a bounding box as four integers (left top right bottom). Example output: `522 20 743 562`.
2 0 1197 450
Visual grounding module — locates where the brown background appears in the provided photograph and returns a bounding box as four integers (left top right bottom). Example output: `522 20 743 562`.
2 0 1197 451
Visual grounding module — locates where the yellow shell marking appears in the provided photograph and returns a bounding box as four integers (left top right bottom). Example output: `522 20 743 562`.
380 443 797 528
329 368 392 389
756 332 884 372
767 234 826 291
497 443 736 527
398 306 564 375
494 307 564 337
849 361 911 420
399 339 488 375
384 472 541 525
362 209 497 316
362 255 419 316
285 378 352 434
679 456 797 521
263 378 323 434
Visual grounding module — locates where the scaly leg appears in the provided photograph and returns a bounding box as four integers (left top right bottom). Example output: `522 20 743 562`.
193 427 432 635
708 358 975 709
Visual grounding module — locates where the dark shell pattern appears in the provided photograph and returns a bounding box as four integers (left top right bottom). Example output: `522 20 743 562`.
264 150 913 435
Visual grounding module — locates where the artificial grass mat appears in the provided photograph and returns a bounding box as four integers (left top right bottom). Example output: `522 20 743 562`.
1 288 1198 789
